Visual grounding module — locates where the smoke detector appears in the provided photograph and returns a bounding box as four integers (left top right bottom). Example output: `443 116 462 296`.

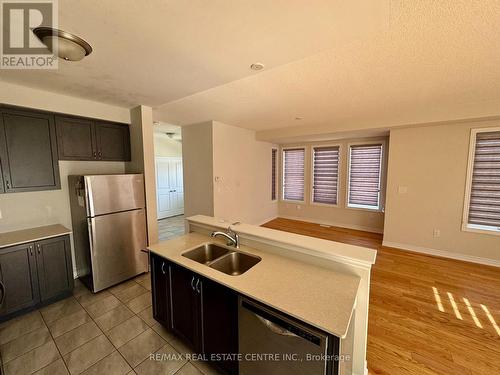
250 63 265 71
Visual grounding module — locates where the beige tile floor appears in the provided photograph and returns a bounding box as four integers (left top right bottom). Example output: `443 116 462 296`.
158 215 185 242
0 273 223 375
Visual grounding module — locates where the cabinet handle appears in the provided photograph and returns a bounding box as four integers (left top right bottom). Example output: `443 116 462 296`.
0 279 5 307
37 245 41 255
93 151 97 159
195 278 201 294
161 262 166 275
5 180 10 189
29 246 33 256
191 276 196 291
98 151 102 158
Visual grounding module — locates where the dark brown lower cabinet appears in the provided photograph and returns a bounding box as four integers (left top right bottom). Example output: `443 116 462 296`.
0 243 39 315
0 235 73 321
170 263 203 352
201 278 239 374
151 253 171 327
150 254 239 374
35 236 73 302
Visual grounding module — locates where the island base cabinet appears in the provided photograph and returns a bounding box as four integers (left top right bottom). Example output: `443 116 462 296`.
169 263 202 352
151 256 239 374
151 253 171 327
202 278 239 375
0 235 73 321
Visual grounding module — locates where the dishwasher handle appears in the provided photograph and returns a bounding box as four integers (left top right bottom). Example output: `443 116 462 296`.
254 313 299 338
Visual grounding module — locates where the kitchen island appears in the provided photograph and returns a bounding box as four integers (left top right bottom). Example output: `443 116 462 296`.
148 215 376 375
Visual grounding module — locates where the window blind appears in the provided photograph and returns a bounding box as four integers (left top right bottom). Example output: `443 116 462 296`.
283 148 305 201
348 144 382 209
312 146 339 205
271 149 277 201
468 131 500 229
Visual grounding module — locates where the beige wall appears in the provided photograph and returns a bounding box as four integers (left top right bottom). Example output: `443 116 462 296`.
0 82 131 236
212 121 278 225
0 161 125 233
383 119 500 264
278 137 388 233
127 105 158 245
154 134 182 157
0 81 130 123
181 122 214 218
181 121 278 225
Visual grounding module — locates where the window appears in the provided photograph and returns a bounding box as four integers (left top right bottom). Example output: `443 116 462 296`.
282 148 305 201
463 129 500 233
312 146 340 205
271 148 277 201
347 143 383 210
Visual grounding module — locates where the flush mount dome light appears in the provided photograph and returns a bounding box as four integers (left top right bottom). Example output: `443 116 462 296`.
33 27 92 61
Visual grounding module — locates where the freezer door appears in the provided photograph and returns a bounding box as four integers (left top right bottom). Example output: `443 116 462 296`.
88 208 148 292
85 174 145 217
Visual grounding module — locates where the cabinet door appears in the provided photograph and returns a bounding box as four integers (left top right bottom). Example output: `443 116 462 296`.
94 121 131 161
170 264 202 352
35 236 73 302
55 116 97 160
151 254 171 327
0 243 39 316
201 278 239 374
0 108 60 192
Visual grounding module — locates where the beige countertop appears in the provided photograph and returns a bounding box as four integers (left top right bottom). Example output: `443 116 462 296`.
0 224 72 249
148 232 361 338
187 215 377 268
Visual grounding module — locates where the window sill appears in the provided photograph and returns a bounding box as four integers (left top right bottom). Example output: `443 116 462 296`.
462 223 500 237
346 204 383 213
281 199 306 204
310 202 340 208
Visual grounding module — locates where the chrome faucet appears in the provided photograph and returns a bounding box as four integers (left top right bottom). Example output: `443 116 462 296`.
211 226 240 248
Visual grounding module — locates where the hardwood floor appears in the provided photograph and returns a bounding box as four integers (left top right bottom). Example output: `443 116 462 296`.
262 218 500 375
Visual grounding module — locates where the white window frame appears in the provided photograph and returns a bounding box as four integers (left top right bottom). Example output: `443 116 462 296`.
346 140 386 212
310 143 341 207
271 147 278 202
462 127 500 236
281 146 306 203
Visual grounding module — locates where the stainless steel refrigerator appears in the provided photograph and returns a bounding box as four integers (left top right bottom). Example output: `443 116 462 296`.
68 174 148 292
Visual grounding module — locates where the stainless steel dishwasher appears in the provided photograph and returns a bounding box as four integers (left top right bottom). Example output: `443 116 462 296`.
239 297 330 375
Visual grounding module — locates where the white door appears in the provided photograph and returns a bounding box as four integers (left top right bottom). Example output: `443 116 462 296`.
156 157 184 219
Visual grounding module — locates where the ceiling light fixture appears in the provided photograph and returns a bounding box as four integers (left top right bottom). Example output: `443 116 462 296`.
250 63 265 71
33 27 92 61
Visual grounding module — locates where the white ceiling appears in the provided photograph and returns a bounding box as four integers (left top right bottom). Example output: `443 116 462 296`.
2 1 500 141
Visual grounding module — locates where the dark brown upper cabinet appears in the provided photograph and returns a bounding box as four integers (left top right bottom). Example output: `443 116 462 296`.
56 116 131 162
0 107 60 193
55 116 95 160
94 121 131 161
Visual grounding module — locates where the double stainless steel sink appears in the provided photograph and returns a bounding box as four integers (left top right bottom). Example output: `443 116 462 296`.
182 243 261 276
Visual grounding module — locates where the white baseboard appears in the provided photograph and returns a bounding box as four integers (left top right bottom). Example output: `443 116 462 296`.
382 240 500 268
279 215 384 234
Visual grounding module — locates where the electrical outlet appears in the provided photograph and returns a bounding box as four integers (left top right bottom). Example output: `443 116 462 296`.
433 229 441 238
398 186 408 194
296 205 302 210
